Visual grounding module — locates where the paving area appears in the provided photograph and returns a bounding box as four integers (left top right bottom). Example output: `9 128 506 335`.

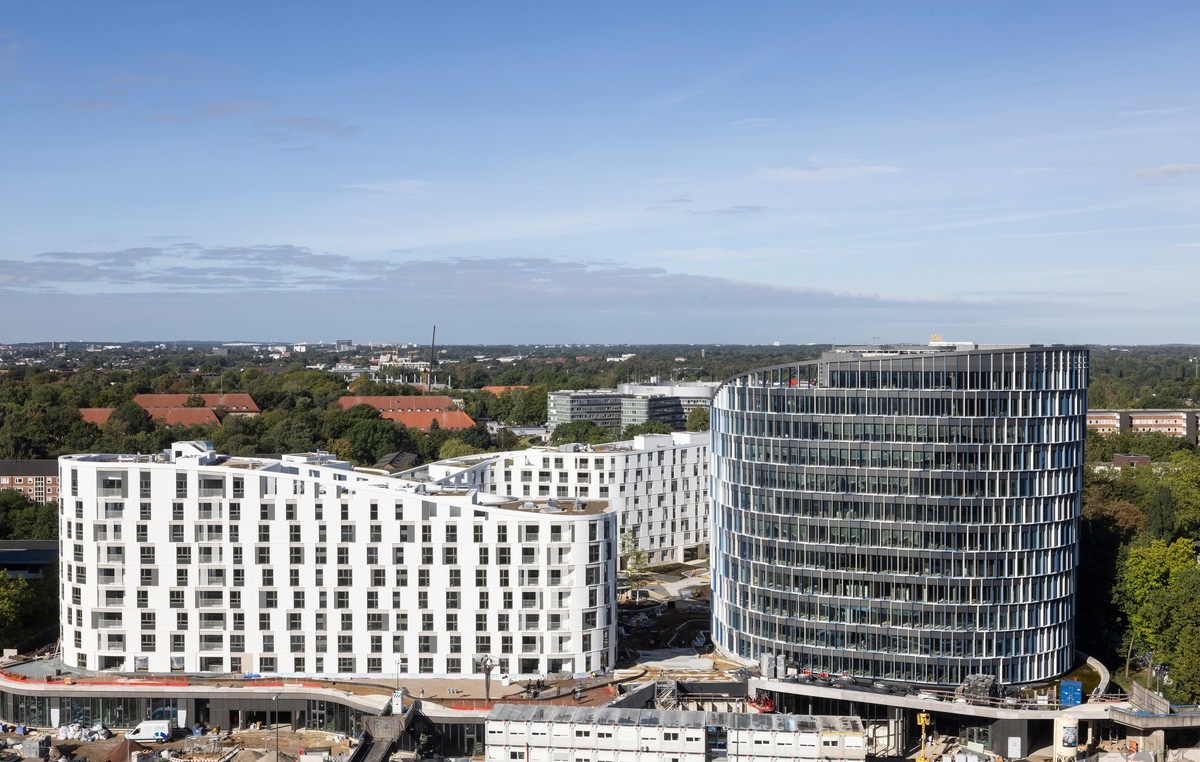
2 727 355 762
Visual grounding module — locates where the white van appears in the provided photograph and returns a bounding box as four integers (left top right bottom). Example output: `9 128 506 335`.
125 720 173 743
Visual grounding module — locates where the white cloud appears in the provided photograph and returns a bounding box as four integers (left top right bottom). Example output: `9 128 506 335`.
1131 164 1200 180
730 117 776 127
758 164 901 182
1119 107 1187 116
342 180 432 194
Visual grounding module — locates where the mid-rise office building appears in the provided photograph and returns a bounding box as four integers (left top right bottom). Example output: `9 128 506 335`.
415 432 711 566
59 441 617 678
549 383 718 433
710 344 1087 686
547 390 628 432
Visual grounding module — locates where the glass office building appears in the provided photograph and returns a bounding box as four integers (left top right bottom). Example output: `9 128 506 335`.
710 344 1087 686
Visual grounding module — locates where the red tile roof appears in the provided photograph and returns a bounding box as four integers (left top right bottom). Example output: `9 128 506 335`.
79 408 113 426
337 395 454 412
481 386 529 396
143 407 220 426
131 393 260 413
381 410 476 431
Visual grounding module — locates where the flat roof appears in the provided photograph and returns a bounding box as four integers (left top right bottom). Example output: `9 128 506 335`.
487 704 862 732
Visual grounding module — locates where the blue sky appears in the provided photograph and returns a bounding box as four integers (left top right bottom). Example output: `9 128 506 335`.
2 2 1199 344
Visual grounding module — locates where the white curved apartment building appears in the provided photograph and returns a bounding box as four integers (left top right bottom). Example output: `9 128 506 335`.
59 441 617 679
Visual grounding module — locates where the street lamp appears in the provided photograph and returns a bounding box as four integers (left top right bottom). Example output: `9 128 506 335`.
272 694 280 762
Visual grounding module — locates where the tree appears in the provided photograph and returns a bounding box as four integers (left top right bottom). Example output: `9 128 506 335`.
620 531 650 600
342 419 409 465
1146 486 1176 540
438 439 483 460
622 421 673 439
0 574 31 648
105 401 155 438
1116 537 1198 662
183 394 207 408
1157 565 1200 703
686 406 710 432
512 385 549 426
549 421 615 445
1165 450 1200 537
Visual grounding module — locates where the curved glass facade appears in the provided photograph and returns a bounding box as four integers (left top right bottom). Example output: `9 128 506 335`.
710 345 1087 686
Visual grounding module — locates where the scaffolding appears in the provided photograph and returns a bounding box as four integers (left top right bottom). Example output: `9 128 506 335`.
655 676 680 710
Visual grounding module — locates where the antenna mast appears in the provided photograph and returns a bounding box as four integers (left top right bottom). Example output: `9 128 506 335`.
426 326 437 390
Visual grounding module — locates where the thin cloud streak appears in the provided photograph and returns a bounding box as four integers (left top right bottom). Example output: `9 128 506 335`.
1131 163 1200 180
757 165 901 182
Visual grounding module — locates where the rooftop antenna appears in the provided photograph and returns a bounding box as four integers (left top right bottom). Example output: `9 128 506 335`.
425 325 437 391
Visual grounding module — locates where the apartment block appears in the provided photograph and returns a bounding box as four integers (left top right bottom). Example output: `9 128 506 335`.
416 432 710 566
0 459 60 502
59 441 617 679
1086 409 1197 443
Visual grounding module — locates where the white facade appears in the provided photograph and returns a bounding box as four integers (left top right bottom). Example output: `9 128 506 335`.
59 441 617 679
415 432 710 566
485 705 866 762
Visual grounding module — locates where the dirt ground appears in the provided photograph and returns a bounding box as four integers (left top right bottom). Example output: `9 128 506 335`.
2 727 353 762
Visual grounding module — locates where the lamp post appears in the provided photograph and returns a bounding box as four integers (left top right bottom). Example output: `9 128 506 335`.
272 694 280 762
395 660 401 694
